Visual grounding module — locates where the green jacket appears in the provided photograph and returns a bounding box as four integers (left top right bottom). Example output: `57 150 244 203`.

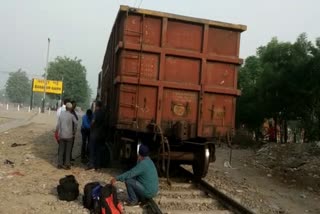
116 157 159 198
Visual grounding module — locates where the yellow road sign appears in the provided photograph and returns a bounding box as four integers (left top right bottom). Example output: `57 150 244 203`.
32 79 63 94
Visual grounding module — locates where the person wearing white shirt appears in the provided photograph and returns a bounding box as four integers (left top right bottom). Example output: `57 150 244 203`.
57 99 70 119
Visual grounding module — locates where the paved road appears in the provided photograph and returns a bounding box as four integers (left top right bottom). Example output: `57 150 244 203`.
0 109 56 133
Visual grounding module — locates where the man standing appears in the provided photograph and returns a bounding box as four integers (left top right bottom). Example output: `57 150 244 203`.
56 98 70 119
81 109 93 163
56 102 78 170
86 101 106 170
70 100 79 161
110 145 159 206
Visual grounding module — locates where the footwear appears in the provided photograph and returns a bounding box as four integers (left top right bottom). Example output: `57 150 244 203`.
63 165 71 170
139 200 148 207
85 166 94 171
124 201 139 207
81 158 88 164
57 165 63 169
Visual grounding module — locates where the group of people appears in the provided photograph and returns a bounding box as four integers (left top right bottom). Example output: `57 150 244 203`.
55 99 106 170
55 99 159 206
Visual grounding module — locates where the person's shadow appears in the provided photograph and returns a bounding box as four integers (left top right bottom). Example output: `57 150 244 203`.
31 129 88 169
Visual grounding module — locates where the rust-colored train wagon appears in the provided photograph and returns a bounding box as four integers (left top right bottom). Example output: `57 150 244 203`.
99 5 246 177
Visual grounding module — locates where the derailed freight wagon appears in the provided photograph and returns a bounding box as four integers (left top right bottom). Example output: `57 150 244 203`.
100 6 246 177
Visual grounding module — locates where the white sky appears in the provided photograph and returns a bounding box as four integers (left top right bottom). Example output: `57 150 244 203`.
0 0 319 95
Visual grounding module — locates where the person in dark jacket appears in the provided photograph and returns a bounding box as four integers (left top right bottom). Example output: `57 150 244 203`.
86 101 106 170
110 144 159 206
70 100 79 161
81 109 93 163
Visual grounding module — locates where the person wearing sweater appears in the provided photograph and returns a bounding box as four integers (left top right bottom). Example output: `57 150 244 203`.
56 102 78 169
110 144 159 206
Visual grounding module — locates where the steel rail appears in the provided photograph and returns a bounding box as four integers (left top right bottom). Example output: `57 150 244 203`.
180 167 256 214
146 198 163 214
125 167 254 214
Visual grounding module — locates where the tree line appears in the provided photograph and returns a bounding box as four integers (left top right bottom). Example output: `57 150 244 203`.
237 33 320 142
5 57 91 109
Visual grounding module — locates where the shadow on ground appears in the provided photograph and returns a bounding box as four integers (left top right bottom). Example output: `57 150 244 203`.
30 129 87 170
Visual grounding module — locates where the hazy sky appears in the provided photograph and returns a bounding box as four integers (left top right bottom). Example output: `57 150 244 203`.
1 0 319 96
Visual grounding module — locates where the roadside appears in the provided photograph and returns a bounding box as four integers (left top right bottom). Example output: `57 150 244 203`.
205 146 320 214
0 109 39 133
0 111 123 214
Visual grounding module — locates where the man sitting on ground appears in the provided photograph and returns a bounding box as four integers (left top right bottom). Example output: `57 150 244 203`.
110 145 159 206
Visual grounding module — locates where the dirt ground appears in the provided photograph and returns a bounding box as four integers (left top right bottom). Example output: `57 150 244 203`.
0 108 319 214
207 146 320 214
0 109 123 214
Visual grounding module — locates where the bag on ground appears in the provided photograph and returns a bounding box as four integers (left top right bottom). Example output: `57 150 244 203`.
83 183 123 214
100 184 123 214
83 182 102 211
57 175 79 201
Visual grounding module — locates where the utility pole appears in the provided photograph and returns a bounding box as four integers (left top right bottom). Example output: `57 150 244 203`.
60 76 64 105
30 79 34 110
41 38 50 113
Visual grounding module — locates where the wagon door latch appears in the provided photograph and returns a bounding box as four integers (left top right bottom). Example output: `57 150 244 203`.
209 105 215 120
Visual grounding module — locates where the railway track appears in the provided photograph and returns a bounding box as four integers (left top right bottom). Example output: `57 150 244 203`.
124 167 255 214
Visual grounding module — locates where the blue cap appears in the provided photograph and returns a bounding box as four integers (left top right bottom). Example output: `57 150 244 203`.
138 144 149 157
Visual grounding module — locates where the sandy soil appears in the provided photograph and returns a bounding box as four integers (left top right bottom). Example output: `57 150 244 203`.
0 111 123 214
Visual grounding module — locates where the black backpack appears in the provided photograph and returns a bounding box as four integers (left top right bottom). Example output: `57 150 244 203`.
83 182 101 211
57 175 79 201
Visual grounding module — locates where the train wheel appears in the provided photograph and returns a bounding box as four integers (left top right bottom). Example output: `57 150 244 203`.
192 145 210 178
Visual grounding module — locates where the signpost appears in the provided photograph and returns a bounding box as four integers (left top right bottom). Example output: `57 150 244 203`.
32 79 63 94
30 79 63 110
